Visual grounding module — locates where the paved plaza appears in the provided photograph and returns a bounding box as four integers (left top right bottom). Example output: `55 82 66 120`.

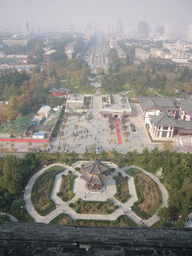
50 96 161 154
24 162 171 227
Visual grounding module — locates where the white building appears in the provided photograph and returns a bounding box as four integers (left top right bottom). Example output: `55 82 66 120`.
37 105 52 117
186 24 192 41
100 95 132 119
135 48 149 61
164 22 174 39
66 94 85 109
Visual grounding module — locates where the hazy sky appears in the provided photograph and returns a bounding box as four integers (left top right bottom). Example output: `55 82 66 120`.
0 0 192 34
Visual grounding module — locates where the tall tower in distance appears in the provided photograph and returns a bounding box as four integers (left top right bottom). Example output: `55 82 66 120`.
138 21 149 38
156 26 164 36
116 18 123 36
186 24 192 41
164 22 174 39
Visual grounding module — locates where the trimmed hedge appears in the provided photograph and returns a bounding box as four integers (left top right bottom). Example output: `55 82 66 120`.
57 172 77 202
69 199 118 214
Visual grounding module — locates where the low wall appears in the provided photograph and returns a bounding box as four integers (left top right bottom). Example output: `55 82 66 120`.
0 137 50 143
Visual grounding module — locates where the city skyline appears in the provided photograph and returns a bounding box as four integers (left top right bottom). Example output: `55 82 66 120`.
0 0 192 35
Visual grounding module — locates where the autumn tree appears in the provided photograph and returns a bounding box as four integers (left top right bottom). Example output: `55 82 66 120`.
97 67 105 76
162 141 173 151
6 95 19 121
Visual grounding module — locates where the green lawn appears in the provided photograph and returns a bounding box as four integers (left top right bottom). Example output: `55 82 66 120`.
0 116 31 135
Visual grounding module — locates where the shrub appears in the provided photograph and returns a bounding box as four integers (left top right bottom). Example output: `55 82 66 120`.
76 207 81 213
57 192 63 197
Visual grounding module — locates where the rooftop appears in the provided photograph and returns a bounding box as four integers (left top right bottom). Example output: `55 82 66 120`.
140 97 177 112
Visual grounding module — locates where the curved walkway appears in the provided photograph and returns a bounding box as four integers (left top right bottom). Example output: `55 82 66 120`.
0 212 18 222
24 162 169 226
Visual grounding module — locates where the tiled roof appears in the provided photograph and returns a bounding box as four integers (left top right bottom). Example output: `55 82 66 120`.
177 120 192 130
80 160 109 185
81 173 109 184
49 87 70 93
82 160 107 175
150 112 181 127
176 98 192 117
140 97 177 112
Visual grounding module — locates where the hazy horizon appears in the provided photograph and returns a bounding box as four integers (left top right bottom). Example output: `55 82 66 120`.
0 0 192 35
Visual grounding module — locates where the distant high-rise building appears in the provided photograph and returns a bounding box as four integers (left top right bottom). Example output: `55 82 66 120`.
164 22 174 39
156 26 164 36
104 24 114 35
68 24 74 33
116 18 123 36
85 22 92 33
138 21 149 38
23 20 33 36
186 24 192 40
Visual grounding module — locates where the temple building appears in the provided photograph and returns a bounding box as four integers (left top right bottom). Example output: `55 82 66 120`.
80 160 109 190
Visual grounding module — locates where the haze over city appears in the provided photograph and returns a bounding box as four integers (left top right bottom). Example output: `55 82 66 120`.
0 0 192 35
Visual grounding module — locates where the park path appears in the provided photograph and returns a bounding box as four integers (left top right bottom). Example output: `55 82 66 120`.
24 162 170 226
0 212 18 222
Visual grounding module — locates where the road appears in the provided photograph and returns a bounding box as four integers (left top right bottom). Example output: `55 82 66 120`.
86 38 108 73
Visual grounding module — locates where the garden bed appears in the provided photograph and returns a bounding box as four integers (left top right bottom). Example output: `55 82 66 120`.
57 171 77 201
50 213 137 227
31 166 64 216
114 174 130 203
126 168 162 219
69 199 118 214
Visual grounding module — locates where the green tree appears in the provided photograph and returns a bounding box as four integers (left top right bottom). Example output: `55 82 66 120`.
158 207 171 222
173 218 185 228
107 48 118 63
69 151 78 161
0 155 22 194
99 150 108 161
82 151 90 161
11 199 25 210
